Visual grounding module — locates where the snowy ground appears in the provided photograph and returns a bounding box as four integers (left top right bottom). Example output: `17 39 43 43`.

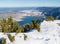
0 20 60 44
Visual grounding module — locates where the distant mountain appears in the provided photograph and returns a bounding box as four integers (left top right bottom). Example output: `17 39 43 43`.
36 7 56 12
36 7 60 19
44 7 60 19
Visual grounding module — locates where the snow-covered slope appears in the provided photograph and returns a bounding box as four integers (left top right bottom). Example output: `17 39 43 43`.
0 20 60 44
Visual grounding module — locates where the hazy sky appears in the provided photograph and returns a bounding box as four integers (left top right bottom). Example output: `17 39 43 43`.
0 0 60 7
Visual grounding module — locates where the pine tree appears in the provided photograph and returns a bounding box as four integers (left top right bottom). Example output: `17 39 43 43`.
24 34 27 40
7 16 13 25
46 16 54 21
31 20 40 32
1 18 6 23
24 24 31 32
4 24 9 33
8 34 15 42
3 38 6 44
0 16 24 33
16 26 24 33
36 23 40 32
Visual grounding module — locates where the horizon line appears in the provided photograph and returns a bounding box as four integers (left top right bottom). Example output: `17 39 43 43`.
0 6 60 8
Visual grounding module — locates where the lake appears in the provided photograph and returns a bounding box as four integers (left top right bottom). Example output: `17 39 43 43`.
18 16 44 25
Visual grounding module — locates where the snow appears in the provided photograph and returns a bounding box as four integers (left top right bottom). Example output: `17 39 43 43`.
0 20 60 44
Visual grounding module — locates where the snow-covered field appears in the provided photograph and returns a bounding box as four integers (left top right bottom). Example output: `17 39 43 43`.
0 20 60 44
0 10 44 21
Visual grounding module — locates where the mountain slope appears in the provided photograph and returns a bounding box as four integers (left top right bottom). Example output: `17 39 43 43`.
0 20 60 44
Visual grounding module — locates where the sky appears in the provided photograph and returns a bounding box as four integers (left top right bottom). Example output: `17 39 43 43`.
0 0 60 7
